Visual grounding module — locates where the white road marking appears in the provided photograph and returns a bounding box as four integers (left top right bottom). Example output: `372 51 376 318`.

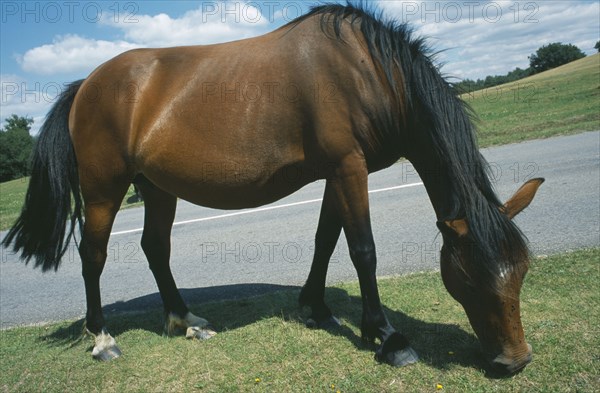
110 182 424 236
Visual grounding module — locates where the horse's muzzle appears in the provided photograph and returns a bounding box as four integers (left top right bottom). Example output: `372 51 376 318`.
488 343 533 375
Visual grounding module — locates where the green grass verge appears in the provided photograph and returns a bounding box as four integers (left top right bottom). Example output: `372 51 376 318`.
464 54 600 147
0 177 29 232
1 249 598 392
0 179 142 231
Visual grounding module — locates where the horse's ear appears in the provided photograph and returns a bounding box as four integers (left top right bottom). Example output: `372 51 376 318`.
441 219 469 237
503 178 545 219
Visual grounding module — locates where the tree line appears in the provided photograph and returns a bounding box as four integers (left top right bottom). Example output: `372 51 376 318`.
454 42 592 94
1 42 598 183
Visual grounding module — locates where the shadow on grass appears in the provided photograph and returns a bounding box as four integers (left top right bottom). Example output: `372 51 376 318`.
42 283 299 342
42 283 489 374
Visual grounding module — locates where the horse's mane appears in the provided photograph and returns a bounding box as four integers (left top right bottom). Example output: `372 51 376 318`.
289 2 530 292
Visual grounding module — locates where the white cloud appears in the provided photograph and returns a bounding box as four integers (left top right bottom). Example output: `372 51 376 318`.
378 0 600 79
0 74 54 134
105 3 271 47
17 35 141 75
17 1 275 76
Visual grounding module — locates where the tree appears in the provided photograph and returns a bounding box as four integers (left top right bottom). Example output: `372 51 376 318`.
506 67 532 81
453 66 532 95
528 42 586 73
595 41 600 52
0 115 34 182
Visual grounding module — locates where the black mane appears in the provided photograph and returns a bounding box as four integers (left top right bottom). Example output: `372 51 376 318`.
292 2 530 291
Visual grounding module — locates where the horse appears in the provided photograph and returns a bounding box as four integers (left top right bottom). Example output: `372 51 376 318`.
2 3 543 374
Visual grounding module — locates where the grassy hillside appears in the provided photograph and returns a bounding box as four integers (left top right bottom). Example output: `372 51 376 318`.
463 53 600 146
0 248 598 392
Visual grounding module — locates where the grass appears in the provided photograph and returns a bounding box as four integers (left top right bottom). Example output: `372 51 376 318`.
0 179 142 231
0 177 29 231
1 55 598 231
463 54 600 146
0 248 598 392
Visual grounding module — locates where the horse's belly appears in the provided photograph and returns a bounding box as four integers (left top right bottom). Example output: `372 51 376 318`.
179 182 309 210
142 161 317 210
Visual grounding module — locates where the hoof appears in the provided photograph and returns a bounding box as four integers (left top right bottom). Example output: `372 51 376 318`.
186 326 217 340
91 332 122 361
92 345 122 361
375 332 419 367
306 315 342 330
166 311 210 336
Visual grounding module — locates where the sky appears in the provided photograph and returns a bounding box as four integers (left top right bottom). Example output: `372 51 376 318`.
1 0 599 133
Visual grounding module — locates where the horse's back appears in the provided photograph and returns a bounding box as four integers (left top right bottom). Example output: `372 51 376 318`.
69 14 384 208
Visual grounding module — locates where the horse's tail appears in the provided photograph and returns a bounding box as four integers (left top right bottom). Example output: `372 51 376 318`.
2 79 85 271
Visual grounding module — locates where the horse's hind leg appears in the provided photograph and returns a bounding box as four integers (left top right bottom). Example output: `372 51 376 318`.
136 177 216 340
299 181 343 328
80 187 129 361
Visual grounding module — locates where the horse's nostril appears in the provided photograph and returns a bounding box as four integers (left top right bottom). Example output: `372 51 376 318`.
489 345 533 375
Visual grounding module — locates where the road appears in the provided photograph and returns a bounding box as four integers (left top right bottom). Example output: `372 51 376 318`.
1 131 598 329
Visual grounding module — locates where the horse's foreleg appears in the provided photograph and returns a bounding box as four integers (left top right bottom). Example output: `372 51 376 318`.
80 201 124 361
299 181 342 329
137 178 215 340
330 154 418 367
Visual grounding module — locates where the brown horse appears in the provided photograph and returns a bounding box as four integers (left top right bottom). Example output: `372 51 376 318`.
2 4 543 374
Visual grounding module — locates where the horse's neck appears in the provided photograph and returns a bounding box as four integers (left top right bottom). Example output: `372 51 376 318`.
408 153 459 221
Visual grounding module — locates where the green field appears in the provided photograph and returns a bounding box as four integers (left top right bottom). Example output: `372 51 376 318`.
0 180 141 231
1 54 598 231
463 53 600 146
0 177 29 232
0 248 598 392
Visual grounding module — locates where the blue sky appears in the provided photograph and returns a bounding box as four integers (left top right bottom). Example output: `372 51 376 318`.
1 1 599 133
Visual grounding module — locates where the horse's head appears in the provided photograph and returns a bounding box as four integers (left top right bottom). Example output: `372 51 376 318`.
437 178 544 375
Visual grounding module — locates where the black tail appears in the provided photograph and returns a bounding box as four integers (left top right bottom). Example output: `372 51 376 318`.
2 79 85 271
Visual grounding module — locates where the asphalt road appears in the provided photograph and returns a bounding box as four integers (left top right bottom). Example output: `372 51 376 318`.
1 131 598 329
